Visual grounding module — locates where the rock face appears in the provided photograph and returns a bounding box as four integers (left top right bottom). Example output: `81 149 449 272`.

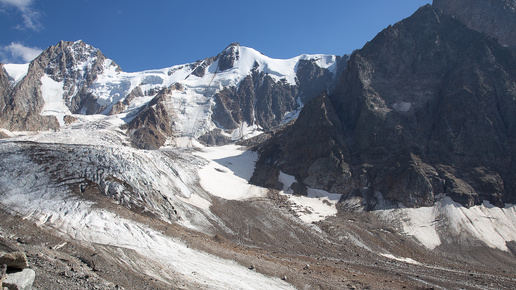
212 44 345 132
212 70 298 131
0 59 59 131
433 0 516 48
254 5 516 208
0 65 11 112
37 40 121 114
126 86 176 150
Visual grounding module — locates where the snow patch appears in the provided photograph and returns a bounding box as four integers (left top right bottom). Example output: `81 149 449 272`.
377 197 516 251
278 171 341 223
380 254 421 265
40 74 71 126
3 63 29 84
195 145 268 200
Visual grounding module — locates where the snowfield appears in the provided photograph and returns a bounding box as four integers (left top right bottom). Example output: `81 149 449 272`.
3 63 30 84
278 171 342 223
195 145 268 201
377 196 516 251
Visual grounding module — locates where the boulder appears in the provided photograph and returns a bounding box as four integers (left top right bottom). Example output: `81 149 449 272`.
0 253 28 270
2 268 36 290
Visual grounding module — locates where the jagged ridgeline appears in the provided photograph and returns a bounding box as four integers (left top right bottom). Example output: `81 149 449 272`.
0 41 347 148
253 3 516 209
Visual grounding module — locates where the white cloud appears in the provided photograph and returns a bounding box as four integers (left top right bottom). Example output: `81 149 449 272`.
0 42 43 63
0 0 42 31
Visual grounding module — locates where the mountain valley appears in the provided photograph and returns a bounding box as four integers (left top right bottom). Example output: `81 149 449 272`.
1 1 516 289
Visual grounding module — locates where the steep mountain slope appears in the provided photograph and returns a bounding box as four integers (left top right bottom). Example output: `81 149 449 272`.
254 4 516 209
0 64 10 115
433 0 516 48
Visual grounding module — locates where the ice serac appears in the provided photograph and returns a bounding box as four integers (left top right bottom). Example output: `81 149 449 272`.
254 5 516 208
433 0 516 49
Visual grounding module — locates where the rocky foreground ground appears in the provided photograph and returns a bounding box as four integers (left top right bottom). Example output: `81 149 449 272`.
1 189 515 290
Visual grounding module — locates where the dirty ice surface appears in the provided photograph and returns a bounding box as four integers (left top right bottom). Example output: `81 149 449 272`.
0 174 293 289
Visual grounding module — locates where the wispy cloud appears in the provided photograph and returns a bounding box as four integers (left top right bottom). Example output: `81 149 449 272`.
0 0 42 31
0 42 43 63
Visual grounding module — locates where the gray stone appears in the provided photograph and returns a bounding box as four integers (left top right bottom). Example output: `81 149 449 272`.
2 269 35 290
0 253 28 270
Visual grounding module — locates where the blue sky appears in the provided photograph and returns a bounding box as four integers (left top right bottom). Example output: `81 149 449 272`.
1 0 430 72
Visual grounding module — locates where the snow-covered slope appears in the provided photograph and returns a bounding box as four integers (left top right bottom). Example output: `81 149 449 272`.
377 196 516 251
3 63 29 84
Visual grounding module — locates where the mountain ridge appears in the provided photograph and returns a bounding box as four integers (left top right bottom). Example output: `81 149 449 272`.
0 41 345 149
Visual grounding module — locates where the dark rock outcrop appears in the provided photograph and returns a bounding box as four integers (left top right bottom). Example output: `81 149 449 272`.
212 70 299 131
198 129 232 146
0 252 29 270
126 86 176 150
433 0 516 48
254 5 516 208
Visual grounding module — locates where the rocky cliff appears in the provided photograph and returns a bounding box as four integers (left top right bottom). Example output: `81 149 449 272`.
433 0 516 48
0 59 59 131
39 40 121 114
253 5 516 208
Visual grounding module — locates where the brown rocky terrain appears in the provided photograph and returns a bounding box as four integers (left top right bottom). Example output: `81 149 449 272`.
1 188 515 289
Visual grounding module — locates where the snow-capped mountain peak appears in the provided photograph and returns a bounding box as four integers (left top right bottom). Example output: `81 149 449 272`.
0 40 345 148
